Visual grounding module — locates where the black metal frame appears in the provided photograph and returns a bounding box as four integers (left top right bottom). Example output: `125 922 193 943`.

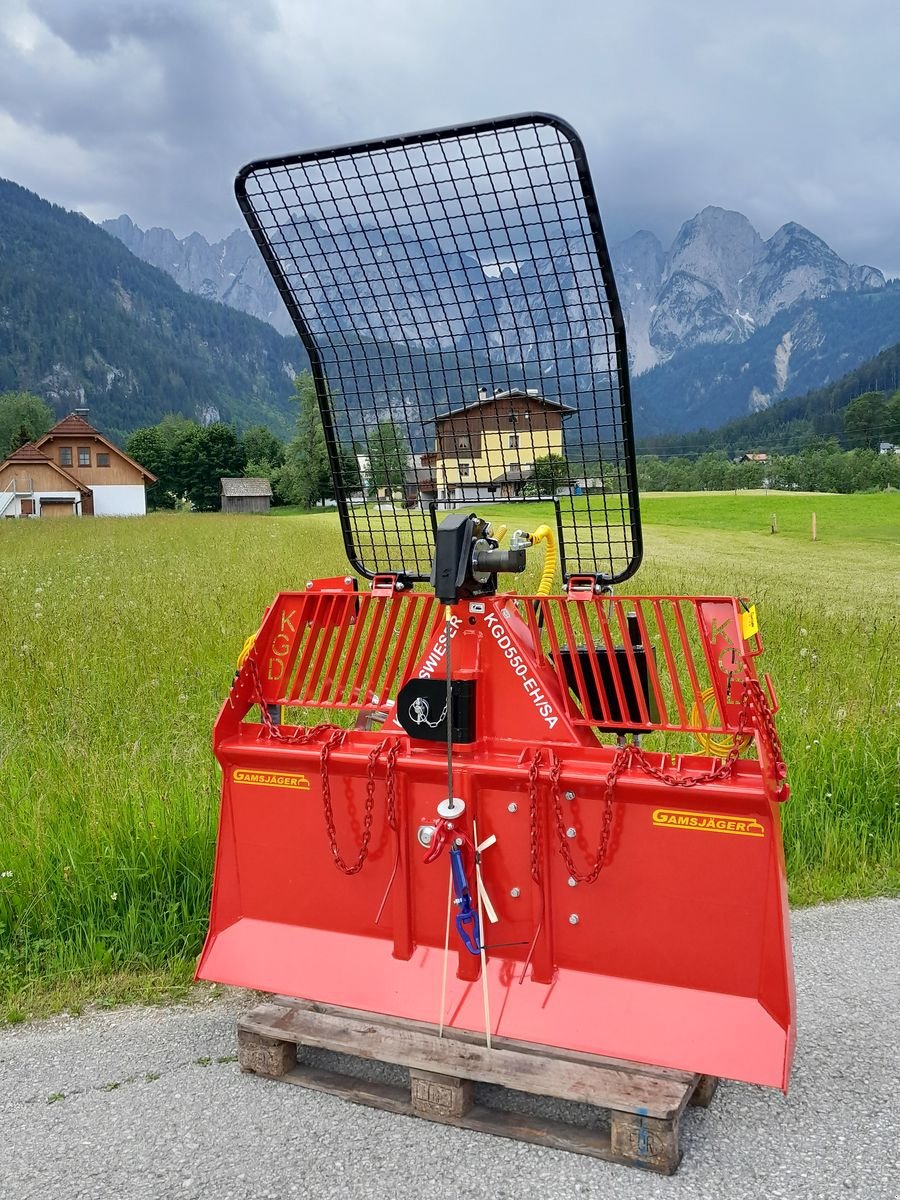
235 112 642 584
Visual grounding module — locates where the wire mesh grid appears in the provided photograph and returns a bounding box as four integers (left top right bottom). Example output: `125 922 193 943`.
236 113 642 583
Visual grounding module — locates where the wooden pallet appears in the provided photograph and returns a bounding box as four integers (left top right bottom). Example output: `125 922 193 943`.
237 997 718 1174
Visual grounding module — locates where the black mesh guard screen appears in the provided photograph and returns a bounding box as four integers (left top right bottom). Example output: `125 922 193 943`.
236 112 642 583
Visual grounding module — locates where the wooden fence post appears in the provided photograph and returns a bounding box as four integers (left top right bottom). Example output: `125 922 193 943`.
811 512 817 541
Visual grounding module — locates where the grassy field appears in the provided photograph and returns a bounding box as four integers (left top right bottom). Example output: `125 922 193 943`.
1 491 898 1020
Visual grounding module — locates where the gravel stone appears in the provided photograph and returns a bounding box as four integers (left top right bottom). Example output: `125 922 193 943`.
3 897 898 1199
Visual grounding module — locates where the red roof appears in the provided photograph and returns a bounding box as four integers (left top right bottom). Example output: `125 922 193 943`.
36 412 157 483
0 442 91 491
43 413 97 437
5 443 53 463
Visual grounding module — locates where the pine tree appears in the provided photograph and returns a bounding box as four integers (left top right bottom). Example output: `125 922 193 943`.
289 372 331 508
367 420 409 496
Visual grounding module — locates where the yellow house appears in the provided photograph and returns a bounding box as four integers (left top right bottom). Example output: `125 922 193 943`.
427 387 573 502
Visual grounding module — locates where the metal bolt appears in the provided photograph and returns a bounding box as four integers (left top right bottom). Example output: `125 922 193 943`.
343 577 353 585
564 790 576 801
566 826 577 839
394 581 404 591
510 887 521 898
567 876 577 887
507 802 518 813
415 824 436 848
305 581 313 589
569 914 580 925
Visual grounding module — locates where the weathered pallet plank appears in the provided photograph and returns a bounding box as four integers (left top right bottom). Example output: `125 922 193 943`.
247 1000 692 1118
258 1052 624 1159
238 998 718 1175
271 994 698 1087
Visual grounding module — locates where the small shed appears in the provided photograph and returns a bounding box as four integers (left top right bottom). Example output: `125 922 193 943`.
220 477 273 514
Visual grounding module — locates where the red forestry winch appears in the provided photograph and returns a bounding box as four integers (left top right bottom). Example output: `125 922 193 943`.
197 114 795 1093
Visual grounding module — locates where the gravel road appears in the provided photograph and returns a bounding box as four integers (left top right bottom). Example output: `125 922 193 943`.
3 897 898 1200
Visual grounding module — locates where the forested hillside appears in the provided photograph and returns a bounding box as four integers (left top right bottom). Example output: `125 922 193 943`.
639 337 900 458
632 283 900 434
0 179 304 442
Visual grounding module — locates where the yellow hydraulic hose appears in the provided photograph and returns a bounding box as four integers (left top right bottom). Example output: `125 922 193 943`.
236 633 256 668
237 632 285 725
530 524 557 595
690 686 752 758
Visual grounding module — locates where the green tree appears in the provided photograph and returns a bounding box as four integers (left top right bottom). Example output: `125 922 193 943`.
525 453 569 497
0 391 53 458
126 425 174 510
283 372 331 508
694 452 732 491
367 420 409 496
843 391 886 449
883 392 900 444
336 443 362 493
241 425 285 469
189 422 246 511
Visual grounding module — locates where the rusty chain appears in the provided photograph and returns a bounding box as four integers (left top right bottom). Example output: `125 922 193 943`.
246 656 401 874
526 750 544 884
548 747 619 885
533 680 787 885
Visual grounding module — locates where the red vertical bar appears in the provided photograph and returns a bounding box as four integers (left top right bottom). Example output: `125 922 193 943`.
313 592 356 705
671 601 709 730
381 595 434 701
612 601 651 727
331 592 373 704
595 599 631 727
362 593 404 704
298 595 340 704
631 600 669 727
286 593 330 703
349 597 391 704
556 598 596 726
650 599 688 728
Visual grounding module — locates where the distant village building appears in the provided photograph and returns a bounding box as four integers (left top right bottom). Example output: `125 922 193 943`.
0 410 156 518
220 477 273 513
409 387 573 504
878 442 900 456
739 452 769 464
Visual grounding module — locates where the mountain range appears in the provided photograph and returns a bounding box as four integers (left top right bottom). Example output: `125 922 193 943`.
0 175 893 446
105 207 894 434
0 179 303 442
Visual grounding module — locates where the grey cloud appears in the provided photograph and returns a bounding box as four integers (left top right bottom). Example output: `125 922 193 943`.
1 0 899 274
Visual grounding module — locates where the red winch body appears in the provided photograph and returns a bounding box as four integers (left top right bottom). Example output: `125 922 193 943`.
197 577 795 1091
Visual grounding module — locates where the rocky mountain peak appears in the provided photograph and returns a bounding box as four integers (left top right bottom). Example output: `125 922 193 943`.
666 206 765 306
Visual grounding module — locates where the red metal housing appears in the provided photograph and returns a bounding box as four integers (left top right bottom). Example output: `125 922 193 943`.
197 581 795 1091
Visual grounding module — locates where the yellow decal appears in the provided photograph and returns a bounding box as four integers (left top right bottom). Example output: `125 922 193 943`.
233 769 310 791
652 808 764 838
740 605 759 639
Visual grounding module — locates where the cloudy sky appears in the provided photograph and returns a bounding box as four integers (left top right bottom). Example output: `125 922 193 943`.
2 0 899 271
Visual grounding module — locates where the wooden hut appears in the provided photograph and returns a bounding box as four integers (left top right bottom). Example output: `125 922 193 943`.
220 477 273 514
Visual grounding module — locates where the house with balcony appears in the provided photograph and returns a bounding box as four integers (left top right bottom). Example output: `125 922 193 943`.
0 442 91 518
0 409 156 518
423 387 573 503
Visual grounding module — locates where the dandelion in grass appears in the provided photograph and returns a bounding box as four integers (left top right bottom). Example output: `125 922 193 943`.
0 870 13 879
110 892 118 901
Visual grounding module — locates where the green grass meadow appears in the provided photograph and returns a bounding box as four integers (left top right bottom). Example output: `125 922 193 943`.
1 491 898 1019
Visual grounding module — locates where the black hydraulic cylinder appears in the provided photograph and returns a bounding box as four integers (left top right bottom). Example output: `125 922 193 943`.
473 547 527 575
